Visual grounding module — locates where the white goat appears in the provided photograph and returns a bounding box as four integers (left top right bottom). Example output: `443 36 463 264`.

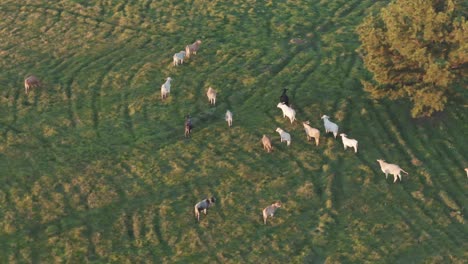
194 197 216 222
161 77 172 99
207 87 217 105
262 135 273 152
185 40 202 59
263 201 282 225
225 110 233 127
321 115 339 138
277 103 296 124
377 159 408 183
302 121 320 146
276 127 291 146
340 133 358 153
173 51 186 66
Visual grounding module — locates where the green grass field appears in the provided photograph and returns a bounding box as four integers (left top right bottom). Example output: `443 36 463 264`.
0 0 466 263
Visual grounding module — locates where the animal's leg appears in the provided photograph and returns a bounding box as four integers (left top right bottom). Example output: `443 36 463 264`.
393 175 398 183
203 209 207 215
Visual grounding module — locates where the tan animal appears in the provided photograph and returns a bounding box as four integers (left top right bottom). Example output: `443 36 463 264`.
465 168 468 178
262 135 273 152
263 201 282 225
377 159 408 183
207 87 217 105
24 75 41 94
185 40 202 58
302 121 320 146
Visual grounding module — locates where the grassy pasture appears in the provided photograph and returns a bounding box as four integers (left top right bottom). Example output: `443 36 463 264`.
0 0 466 263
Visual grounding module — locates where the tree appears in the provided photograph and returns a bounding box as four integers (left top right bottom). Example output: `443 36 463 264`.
357 0 467 117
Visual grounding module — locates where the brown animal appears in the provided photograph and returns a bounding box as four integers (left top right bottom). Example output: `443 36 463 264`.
262 135 273 152
185 40 202 59
24 75 41 94
207 87 217 105
263 201 282 225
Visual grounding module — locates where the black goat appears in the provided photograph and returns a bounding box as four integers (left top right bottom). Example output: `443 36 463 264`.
279 88 289 106
185 115 193 138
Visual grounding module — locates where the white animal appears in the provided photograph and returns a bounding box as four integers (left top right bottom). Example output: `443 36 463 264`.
377 159 408 183
321 115 339 138
263 201 282 225
262 135 273 152
161 77 172 99
173 51 186 66
275 127 291 146
277 103 296 124
207 87 217 105
302 121 320 146
340 133 358 153
194 197 216 222
185 40 202 58
225 110 233 127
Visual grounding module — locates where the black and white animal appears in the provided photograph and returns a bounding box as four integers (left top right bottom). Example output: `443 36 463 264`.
194 197 216 222
279 88 289 106
262 201 282 225
185 115 193 138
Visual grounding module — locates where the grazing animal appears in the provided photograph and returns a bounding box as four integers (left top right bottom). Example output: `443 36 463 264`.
321 115 339 138
279 88 289 106
185 40 202 59
207 87 217 105
377 159 409 183
194 197 216 222
302 121 320 146
263 201 282 225
340 133 358 153
173 51 186 66
24 75 41 95
225 110 233 127
161 77 172 99
277 103 296 124
185 115 193 138
275 127 291 146
262 135 273 152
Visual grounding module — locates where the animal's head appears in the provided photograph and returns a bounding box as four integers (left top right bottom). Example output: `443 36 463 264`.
196 40 202 44
166 77 172 81
209 197 216 204
273 201 282 208
303 121 310 125
277 102 285 108
339 133 347 137
275 128 281 133
321 115 329 120
377 159 385 164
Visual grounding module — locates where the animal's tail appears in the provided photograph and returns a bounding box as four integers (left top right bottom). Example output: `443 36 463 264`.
402 169 409 175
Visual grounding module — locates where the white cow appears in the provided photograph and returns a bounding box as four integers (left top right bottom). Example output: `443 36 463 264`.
321 115 339 138
377 159 408 183
340 133 358 153
276 127 291 146
277 103 296 124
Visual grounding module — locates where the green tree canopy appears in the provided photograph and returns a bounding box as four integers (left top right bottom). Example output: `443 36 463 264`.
357 0 467 117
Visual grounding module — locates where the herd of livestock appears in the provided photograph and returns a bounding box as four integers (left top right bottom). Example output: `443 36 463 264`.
23 39 467 224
